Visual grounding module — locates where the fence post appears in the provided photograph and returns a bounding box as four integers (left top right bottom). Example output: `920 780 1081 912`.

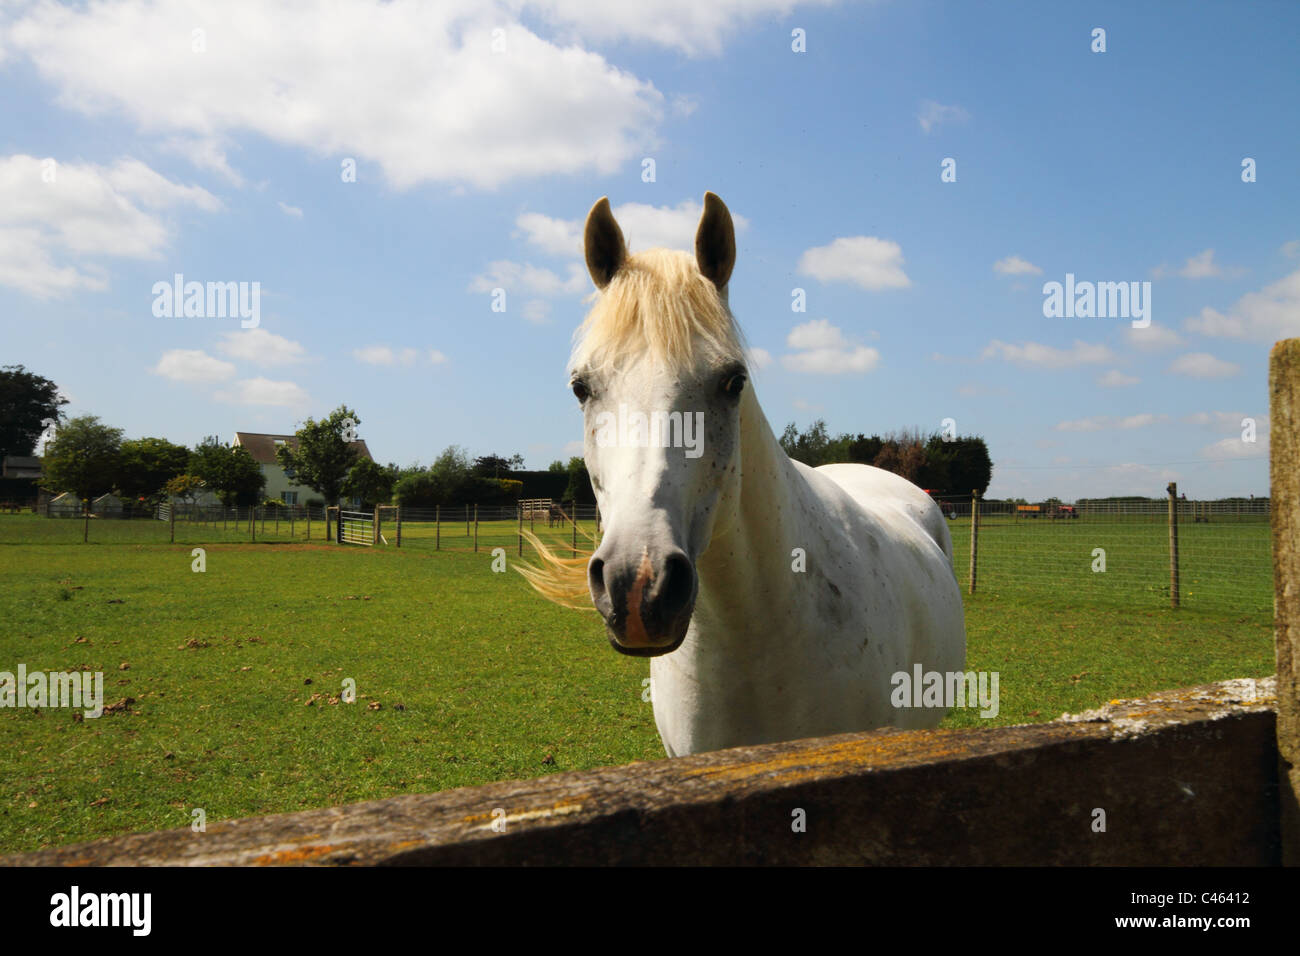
396 506 402 548
251 506 256 542
290 507 294 539
1167 482 1180 608
572 500 578 558
466 503 470 537
306 507 311 541
968 491 979 595
83 499 89 543
169 503 175 543
1269 337 1300 863
473 504 479 552
436 505 441 550
517 504 523 556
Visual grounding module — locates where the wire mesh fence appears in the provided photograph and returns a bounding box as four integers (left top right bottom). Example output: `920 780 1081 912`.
3 489 1273 617
935 493 1272 616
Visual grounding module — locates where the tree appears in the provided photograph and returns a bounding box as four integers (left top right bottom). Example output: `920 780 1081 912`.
275 406 362 506
0 365 67 459
164 474 206 509
563 455 594 504
116 437 191 502
947 436 993 497
472 453 524 478
547 460 566 473
190 436 266 506
41 415 123 501
343 458 397 507
779 419 835 466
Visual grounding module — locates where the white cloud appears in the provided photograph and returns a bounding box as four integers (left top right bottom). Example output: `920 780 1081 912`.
1097 369 1139 387
1282 240 1300 258
1055 413 1168 432
980 339 1115 368
1151 248 1245 280
214 377 310 407
277 201 303 218
352 345 424 366
746 346 773 370
781 319 880 374
1201 436 1267 460
956 382 1008 397
1183 269 1300 341
522 299 551 324
469 260 588 296
4 1 670 190
515 198 751 258
797 236 910 291
1123 322 1183 352
160 136 245 186
1166 352 1241 379
1183 410 1263 430
523 0 841 57
515 212 583 257
0 154 218 298
216 329 306 366
917 99 969 134
152 349 236 383
428 349 448 365
993 255 1041 276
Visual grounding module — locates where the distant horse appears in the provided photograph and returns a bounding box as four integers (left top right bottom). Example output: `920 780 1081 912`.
521 193 965 757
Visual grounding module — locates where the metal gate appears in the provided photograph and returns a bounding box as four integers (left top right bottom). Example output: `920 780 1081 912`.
337 510 375 546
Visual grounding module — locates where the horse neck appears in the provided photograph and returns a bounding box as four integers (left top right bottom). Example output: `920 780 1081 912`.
691 388 818 645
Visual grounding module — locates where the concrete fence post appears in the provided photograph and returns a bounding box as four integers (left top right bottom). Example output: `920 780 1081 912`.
1270 338 1300 863
968 490 980 595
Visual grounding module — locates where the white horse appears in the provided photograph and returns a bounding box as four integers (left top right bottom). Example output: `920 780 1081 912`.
521 192 965 757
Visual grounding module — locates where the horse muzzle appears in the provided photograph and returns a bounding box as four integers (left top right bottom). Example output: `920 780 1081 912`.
588 547 697 657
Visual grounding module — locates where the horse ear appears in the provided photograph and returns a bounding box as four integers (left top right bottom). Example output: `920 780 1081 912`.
584 197 627 289
695 191 735 290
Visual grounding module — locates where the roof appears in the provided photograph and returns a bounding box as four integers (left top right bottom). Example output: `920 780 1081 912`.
2 455 42 479
232 432 373 465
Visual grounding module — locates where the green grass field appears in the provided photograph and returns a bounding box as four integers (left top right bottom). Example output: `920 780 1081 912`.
0 512 1275 853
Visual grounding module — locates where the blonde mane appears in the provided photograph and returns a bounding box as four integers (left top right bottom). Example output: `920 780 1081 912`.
569 248 745 374
518 247 746 607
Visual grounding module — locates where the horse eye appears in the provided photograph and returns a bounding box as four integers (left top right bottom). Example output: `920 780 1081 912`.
571 380 590 402
721 372 747 397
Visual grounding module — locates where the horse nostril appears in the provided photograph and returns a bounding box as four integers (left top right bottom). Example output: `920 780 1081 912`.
588 557 608 603
658 552 695 614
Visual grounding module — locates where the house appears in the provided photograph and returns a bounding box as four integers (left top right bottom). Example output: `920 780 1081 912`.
232 432 373 506
1 456 42 480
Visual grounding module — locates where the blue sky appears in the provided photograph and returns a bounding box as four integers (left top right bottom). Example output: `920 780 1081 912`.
2 0 1297 499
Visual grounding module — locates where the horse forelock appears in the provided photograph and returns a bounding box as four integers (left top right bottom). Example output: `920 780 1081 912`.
569 248 745 375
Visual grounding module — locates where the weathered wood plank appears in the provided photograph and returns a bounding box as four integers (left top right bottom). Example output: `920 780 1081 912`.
1271 338 1300 864
4 678 1279 866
